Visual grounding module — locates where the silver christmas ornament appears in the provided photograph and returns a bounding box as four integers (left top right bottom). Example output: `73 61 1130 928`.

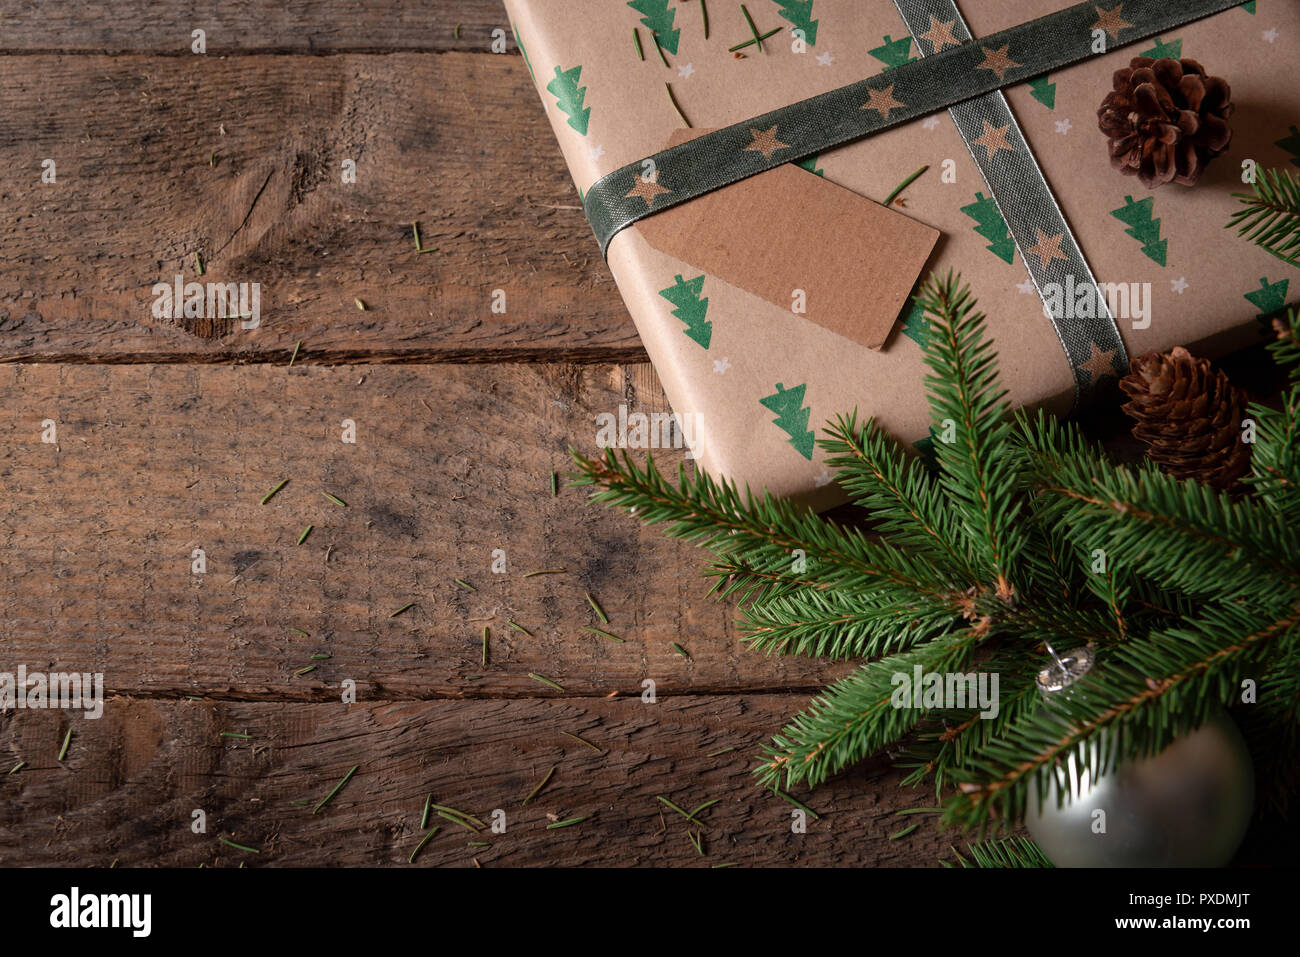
1024 648 1254 867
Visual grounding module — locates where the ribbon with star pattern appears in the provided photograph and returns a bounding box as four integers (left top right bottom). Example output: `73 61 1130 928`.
893 0 1129 403
581 0 1248 405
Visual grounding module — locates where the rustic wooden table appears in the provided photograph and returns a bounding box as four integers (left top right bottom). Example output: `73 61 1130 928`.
0 1 1290 868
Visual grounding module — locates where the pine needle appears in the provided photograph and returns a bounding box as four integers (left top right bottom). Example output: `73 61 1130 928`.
561 731 603 753
884 165 929 206
389 602 417 618
313 764 358 814
522 764 557 805
56 728 72 761
218 836 260 854
296 525 313 545
547 816 587 829
260 479 289 504
455 578 476 591
770 787 819 820
583 626 624 643
585 592 609 623
408 827 439 863
322 492 348 507
665 82 691 128
656 795 708 827
529 673 564 691
522 569 566 578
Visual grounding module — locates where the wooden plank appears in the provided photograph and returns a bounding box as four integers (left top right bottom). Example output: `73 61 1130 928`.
0 54 632 364
0 1 513 53
0 696 952 867
0 361 855 698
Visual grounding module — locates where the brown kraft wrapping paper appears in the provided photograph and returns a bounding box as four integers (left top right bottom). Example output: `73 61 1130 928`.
504 0 1300 508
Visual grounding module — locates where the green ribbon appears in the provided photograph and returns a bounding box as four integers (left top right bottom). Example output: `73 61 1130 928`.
582 0 1247 256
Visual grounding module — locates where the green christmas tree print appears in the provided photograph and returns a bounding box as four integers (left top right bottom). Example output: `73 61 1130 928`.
511 23 535 82
869 35 916 71
1111 195 1167 266
899 298 929 347
1140 37 1182 59
659 274 712 349
760 383 815 460
1243 1 1256 13
1245 277 1291 320
546 65 591 136
627 0 680 55
774 1 819 46
795 154 824 177
961 193 1016 264
1027 76 1056 110
1276 125 1300 168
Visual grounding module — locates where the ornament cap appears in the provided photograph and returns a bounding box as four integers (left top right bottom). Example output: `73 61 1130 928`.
1036 645 1094 695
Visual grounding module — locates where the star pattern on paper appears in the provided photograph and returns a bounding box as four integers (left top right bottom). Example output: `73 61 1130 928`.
1091 4 1133 42
1078 342 1120 383
919 15 962 52
975 43 1021 81
625 171 672 208
816 50 835 66
678 62 696 78
1264 28 1278 43
972 120 1016 161
861 83 907 118
1026 228 1068 269
744 125 792 160
1055 118 1072 134
713 357 731 374
1017 278 1036 294
922 115 941 131
814 469 833 488
589 144 606 162
1171 276 1189 294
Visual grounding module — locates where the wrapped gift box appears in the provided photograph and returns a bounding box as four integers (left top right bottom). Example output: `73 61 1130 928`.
505 0 1300 506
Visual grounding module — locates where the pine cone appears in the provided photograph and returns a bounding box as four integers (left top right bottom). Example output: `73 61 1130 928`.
1119 347 1251 492
1097 57 1233 188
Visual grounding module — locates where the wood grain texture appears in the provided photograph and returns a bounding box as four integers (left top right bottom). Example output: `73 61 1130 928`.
0 696 951 868
0 1 513 53
0 53 630 364
0 361 854 699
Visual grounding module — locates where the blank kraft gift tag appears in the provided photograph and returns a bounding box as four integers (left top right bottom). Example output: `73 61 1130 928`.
635 129 940 350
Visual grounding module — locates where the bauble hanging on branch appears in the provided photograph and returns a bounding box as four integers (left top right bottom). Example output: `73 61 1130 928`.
1097 57 1234 188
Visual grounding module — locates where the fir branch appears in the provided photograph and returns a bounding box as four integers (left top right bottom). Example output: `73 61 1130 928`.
944 603 1300 831
916 272 1027 601
1022 413 1300 603
571 449 966 605
758 632 979 789
949 836 1053 868
821 411 974 578
738 585 955 660
1226 166 1300 268
1244 394 1300 522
